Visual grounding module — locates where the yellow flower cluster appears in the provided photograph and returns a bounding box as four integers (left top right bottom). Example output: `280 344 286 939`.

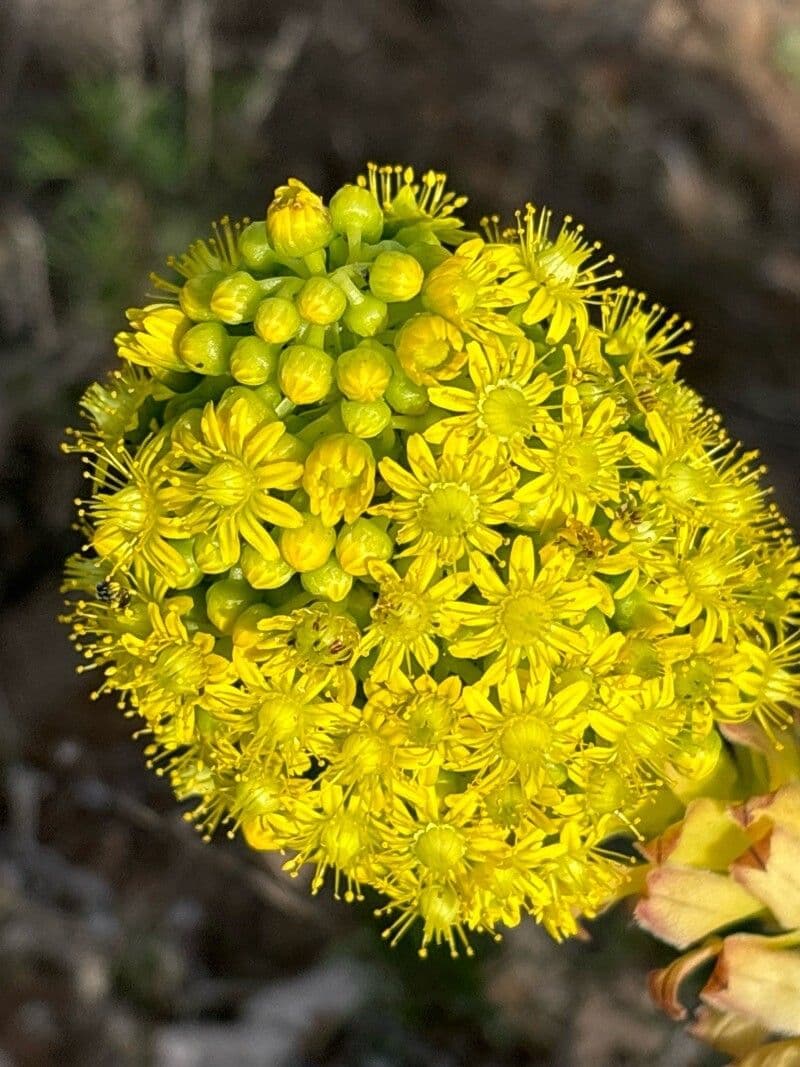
63 163 800 956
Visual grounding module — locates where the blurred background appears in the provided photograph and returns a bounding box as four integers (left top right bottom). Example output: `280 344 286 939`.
1 1 799 1063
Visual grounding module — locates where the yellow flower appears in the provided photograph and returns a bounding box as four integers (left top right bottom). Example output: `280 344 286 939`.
165 399 304 570
302 432 376 526
359 556 470 683
460 671 590 792
425 338 554 458
118 601 242 745
373 433 518 565
421 237 528 341
356 162 470 244
448 536 602 684
509 203 621 343
515 384 628 525
394 313 465 386
63 163 800 957
87 430 196 585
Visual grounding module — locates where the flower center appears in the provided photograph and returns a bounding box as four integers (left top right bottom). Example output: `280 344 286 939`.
500 715 552 766
415 824 465 873
419 483 478 536
258 695 303 742
556 440 599 482
202 458 253 507
501 593 550 644
480 383 533 438
374 588 430 641
155 643 208 695
292 606 360 667
405 696 452 746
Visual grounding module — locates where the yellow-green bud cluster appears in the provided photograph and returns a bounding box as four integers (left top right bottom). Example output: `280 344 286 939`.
62 163 800 958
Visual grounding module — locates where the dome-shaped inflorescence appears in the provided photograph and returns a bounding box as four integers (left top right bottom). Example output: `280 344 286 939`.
63 164 800 956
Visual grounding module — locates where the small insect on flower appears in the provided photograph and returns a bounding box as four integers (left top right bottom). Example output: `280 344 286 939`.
62 164 800 958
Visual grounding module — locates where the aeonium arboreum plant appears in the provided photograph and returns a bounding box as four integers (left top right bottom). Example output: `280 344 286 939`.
62 163 800 957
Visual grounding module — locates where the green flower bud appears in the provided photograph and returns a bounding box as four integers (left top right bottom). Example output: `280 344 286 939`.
279 512 336 572
254 381 282 414
343 293 388 337
295 276 347 325
384 367 429 414
369 251 424 303
229 336 280 386
240 545 294 589
336 342 393 401
178 321 233 375
266 179 333 258
232 602 272 655
278 344 334 405
335 518 393 577
341 398 392 438
205 578 261 634
254 297 301 344
329 184 384 243
301 557 353 602
237 221 278 273
210 271 265 325
179 272 225 322
216 384 274 428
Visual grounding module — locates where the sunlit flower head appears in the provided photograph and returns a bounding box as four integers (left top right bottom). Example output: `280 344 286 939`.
63 163 800 957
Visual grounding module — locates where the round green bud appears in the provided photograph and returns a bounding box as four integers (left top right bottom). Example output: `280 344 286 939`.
278 344 334 405
168 538 204 589
329 184 384 243
178 321 233 375
238 221 278 273
240 545 294 589
341 398 392 438
210 271 264 325
179 272 225 322
232 602 272 655
254 381 282 414
343 293 388 337
336 342 393 401
335 518 393 577
279 512 336 572
369 251 424 303
295 276 348 325
206 578 261 634
266 179 334 259
384 367 429 415
254 296 301 344
301 558 353 602
229 337 279 386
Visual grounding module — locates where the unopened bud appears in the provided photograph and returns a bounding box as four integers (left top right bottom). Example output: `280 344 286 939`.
238 221 278 273
254 297 301 344
301 557 353 602
206 578 261 634
335 518 393 576
279 512 336 572
343 293 388 337
229 337 279 386
240 545 295 589
395 313 465 385
341 398 392 438
336 342 392 401
369 251 424 303
329 184 384 243
211 271 264 324
296 276 347 325
179 322 233 375
278 344 334 404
